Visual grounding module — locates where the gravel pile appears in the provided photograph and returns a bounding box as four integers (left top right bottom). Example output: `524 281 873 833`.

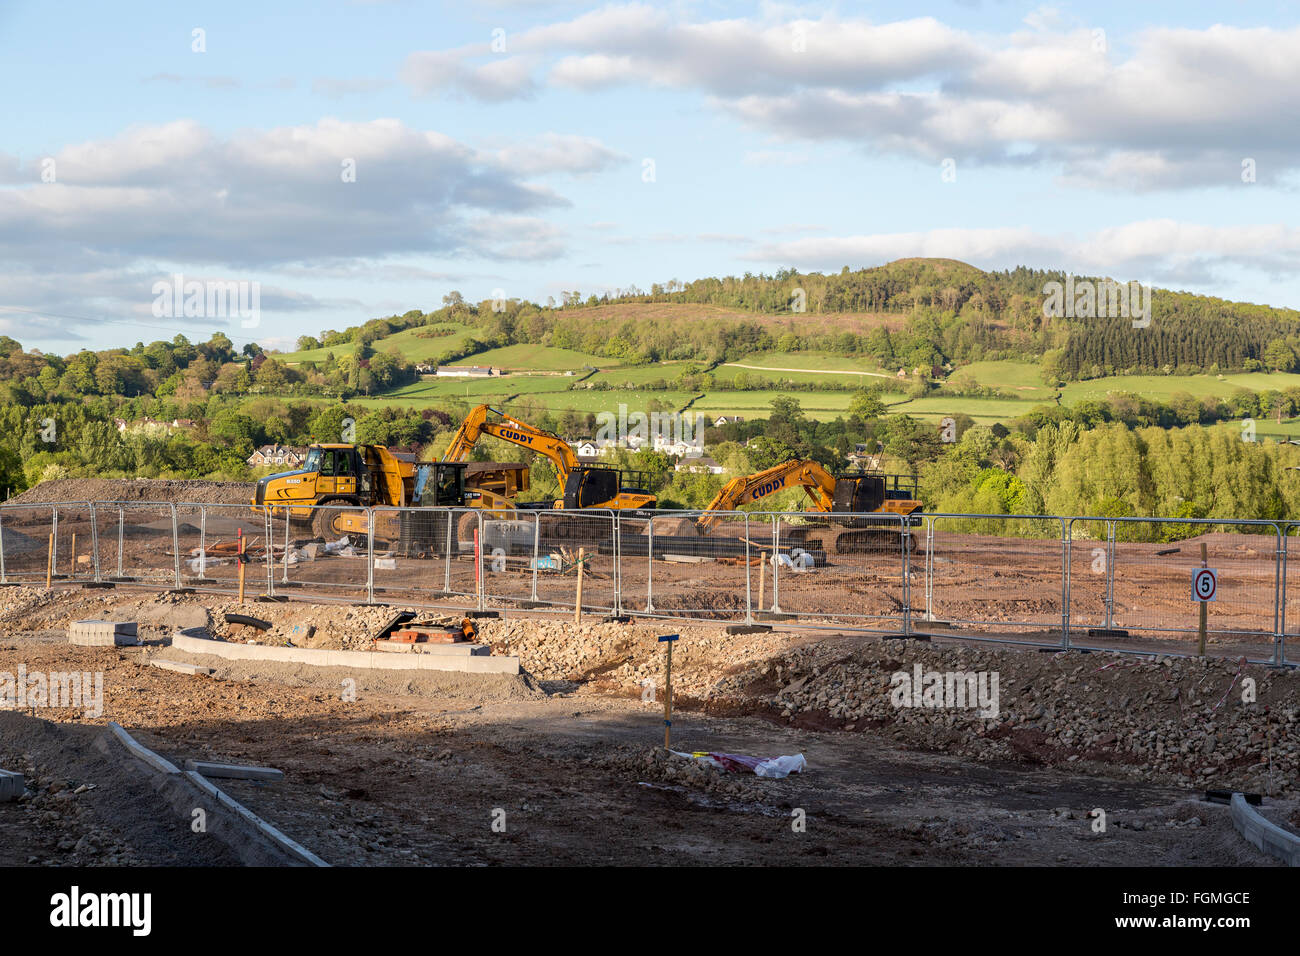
740 641 1299 796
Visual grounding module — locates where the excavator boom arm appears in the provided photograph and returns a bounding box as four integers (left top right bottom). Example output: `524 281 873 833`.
699 458 836 531
443 404 580 479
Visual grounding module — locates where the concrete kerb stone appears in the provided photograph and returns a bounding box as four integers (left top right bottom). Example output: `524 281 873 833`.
0 769 24 802
184 760 284 783
183 771 327 867
170 631 520 675
107 721 180 775
1230 792 1300 866
149 658 215 677
97 722 328 867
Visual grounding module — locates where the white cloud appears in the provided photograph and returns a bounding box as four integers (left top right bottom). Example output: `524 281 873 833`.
0 119 602 341
400 9 1300 189
748 220 1300 288
491 133 627 176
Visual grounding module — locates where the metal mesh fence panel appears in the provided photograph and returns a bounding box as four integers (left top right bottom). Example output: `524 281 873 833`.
279 503 385 603
1284 523 1300 667
644 511 754 622
478 510 541 610
178 503 272 596
0 504 58 584
768 511 907 632
922 515 1066 640
527 510 617 615
103 502 185 589
46 502 96 583
1085 517 1281 662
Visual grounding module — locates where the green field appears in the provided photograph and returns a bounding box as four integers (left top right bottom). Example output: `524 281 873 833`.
468 344 618 370
274 323 1300 432
1061 371 1300 403
711 351 893 387
947 360 1050 393
275 324 478 365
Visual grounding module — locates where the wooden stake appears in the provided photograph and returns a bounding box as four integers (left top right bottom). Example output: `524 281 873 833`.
574 547 585 624
45 533 53 588
237 528 246 603
663 638 673 750
758 550 767 612
1197 542 1208 657
70 533 76 576
474 527 482 603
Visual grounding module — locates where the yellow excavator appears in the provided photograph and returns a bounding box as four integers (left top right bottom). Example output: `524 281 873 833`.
443 405 656 511
697 457 923 552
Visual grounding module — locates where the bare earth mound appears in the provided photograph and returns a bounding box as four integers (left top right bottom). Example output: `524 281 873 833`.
8 478 253 506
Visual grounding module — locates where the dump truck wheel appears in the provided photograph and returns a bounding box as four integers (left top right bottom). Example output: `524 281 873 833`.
311 500 348 540
457 511 479 545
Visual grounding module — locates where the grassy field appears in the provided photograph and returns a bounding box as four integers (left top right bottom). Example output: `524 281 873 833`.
269 316 1300 431
467 344 618 370
1060 371 1300 403
274 324 479 365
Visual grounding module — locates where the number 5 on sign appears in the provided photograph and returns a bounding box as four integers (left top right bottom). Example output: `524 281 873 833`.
1192 567 1217 602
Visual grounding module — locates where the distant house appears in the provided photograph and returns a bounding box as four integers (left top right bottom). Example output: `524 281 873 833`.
848 453 882 471
713 415 744 427
414 362 435 374
247 445 306 469
436 365 496 377
675 456 725 475
574 440 598 457
118 416 188 434
653 434 699 457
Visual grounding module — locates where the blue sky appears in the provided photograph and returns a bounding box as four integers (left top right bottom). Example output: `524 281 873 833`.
2 0 1299 353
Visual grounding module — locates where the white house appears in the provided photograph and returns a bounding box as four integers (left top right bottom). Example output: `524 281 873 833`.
574 440 598 457
713 415 744 427
674 456 725 475
652 433 701 457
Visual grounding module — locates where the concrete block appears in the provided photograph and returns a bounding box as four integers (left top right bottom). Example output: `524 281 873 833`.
68 620 139 646
184 760 284 783
411 642 489 657
0 769 25 801
149 658 215 677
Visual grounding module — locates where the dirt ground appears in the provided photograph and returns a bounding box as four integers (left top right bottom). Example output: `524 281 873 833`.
0 585 1293 867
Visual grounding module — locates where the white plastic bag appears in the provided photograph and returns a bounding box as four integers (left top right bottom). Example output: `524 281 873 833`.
754 754 807 778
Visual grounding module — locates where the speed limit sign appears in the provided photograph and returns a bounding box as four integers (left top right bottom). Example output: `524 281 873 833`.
1192 567 1218 602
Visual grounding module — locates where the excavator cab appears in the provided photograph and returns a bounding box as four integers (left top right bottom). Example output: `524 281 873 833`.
831 474 886 513
563 466 622 509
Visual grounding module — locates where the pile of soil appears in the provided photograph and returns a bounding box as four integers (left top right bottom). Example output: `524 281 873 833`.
8 478 253 507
